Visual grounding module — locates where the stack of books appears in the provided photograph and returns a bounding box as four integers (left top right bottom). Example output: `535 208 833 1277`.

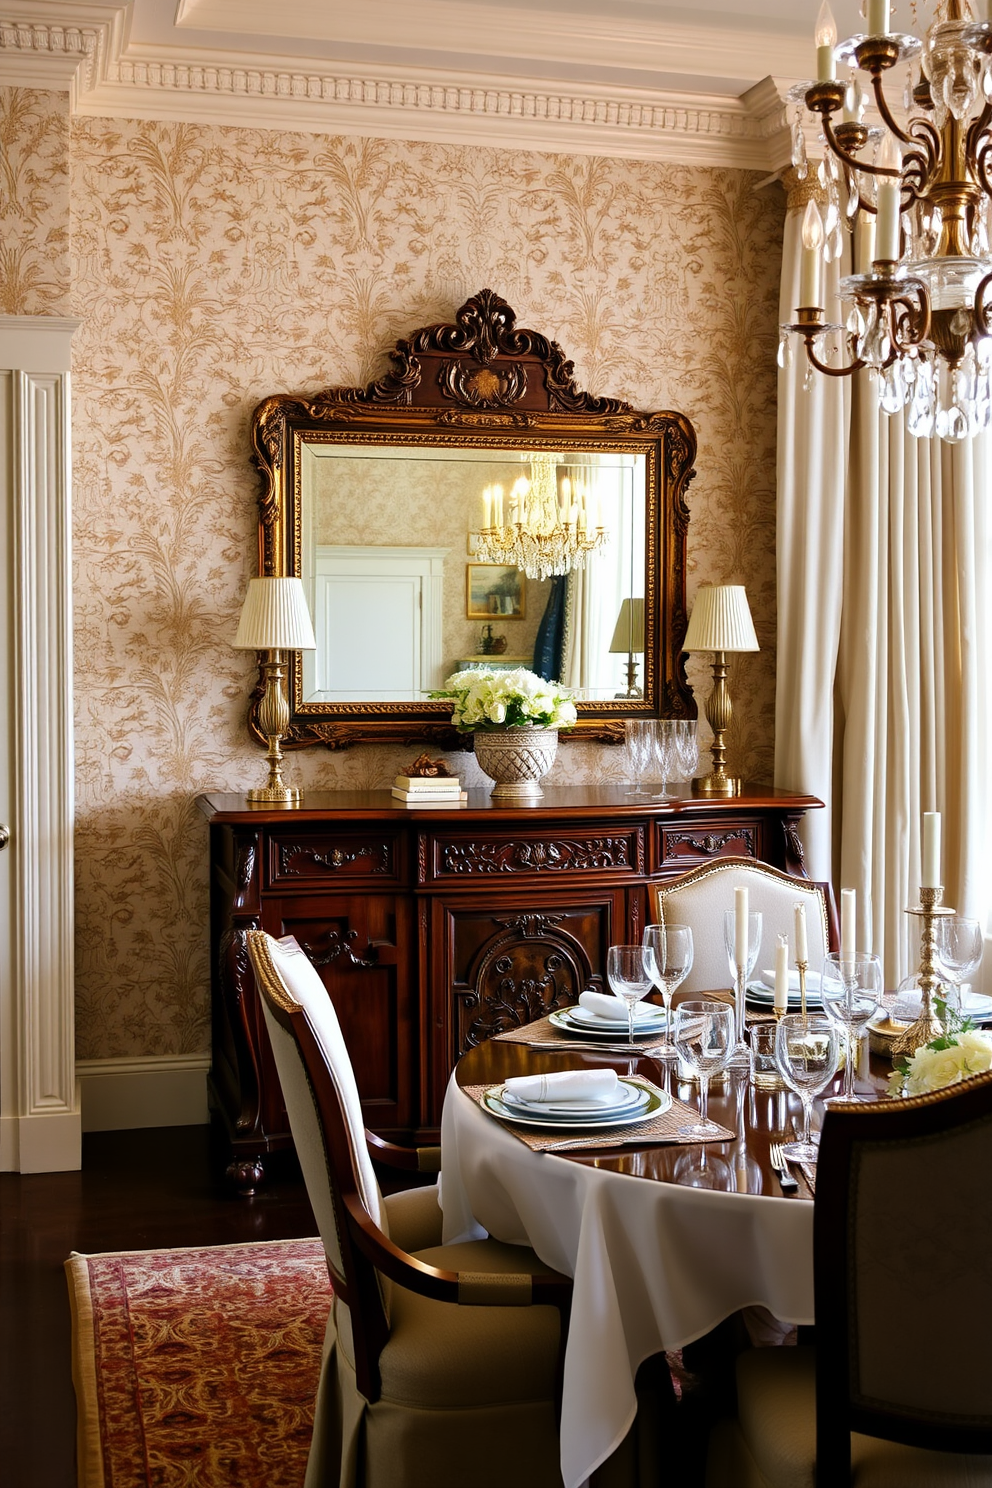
391 774 467 807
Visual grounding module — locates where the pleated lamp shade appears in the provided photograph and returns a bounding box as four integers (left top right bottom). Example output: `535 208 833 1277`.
233 578 317 651
682 585 758 654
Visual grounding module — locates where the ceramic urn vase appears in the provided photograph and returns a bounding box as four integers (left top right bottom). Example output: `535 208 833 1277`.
472 726 559 803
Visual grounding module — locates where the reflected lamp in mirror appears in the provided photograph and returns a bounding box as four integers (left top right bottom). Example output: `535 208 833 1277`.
609 597 645 698
681 585 758 798
233 578 317 806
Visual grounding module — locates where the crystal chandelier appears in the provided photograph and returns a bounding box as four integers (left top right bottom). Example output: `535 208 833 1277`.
475 453 608 580
781 0 992 441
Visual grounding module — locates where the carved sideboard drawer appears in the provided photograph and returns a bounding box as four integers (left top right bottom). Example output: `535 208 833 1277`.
266 831 404 886
420 824 645 884
658 820 760 867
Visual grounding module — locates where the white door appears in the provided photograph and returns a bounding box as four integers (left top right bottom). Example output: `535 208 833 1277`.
305 546 448 702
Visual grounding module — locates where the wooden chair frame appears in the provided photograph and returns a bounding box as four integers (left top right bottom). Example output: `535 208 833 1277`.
813 1071 992 1485
247 929 572 1404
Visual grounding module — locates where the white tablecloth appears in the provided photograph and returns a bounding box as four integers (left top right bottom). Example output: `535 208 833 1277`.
439 1073 815 1488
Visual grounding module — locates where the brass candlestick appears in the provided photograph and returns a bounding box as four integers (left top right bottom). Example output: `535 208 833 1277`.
891 886 954 1058
796 959 809 1023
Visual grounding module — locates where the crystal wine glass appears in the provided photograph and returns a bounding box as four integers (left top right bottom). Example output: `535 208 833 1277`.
642 923 694 1061
774 1013 840 1164
674 719 699 787
606 944 654 1051
820 951 882 1102
623 720 654 797
722 909 762 1065
650 720 677 801
934 916 983 1016
673 1000 735 1138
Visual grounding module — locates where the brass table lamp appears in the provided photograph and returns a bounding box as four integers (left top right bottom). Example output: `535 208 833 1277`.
233 577 317 806
681 584 758 798
609 597 645 698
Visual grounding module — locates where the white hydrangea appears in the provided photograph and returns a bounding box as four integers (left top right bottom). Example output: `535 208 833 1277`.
432 667 577 732
889 1027 992 1097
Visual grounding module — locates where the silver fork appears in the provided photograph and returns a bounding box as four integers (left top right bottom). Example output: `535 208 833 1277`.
769 1142 799 1193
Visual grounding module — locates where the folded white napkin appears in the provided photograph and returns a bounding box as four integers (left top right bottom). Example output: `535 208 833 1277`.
503 1069 620 1104
578 989 648 1020
757 969 822 994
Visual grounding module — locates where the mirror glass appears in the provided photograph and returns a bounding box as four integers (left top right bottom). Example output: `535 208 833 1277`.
299 440 646 704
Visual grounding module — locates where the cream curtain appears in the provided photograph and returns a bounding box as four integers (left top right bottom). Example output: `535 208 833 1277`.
775 178 992 986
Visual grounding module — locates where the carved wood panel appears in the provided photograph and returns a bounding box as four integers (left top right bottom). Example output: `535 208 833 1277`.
267 831 400 884
424 827 643 881
268 892 416 1133
659 822 760 866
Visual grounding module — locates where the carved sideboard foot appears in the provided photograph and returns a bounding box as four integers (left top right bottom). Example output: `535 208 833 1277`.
226 1157 266 1196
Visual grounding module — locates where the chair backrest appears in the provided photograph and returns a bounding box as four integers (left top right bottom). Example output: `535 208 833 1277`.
648 857 833 993
246 930 386 1281
814 1072 992 1484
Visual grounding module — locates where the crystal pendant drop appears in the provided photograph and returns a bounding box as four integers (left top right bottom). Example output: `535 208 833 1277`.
846 304 865 338
791 109 808 178
880 360 907 414
777 333 793 370
803 364 815 393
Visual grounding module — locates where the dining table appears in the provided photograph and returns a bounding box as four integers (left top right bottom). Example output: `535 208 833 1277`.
438 999 892 1488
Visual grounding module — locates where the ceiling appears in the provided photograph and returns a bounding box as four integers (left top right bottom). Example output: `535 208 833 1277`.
2 0 875 167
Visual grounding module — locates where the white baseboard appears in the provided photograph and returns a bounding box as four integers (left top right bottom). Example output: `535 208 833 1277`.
77 1054 210 1132
0 1093 82 1172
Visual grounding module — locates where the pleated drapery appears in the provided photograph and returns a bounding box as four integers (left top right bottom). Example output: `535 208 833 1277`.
774 178 992 987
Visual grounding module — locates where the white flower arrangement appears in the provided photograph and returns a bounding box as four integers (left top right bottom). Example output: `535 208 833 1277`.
431 667 577 734
888 1017 992 1097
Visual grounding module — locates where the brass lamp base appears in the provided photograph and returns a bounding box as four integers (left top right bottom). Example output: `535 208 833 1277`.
247 782 302 807
692 772 740 798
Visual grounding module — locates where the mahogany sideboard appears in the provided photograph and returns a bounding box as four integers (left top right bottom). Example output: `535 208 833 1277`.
197 783 821 1190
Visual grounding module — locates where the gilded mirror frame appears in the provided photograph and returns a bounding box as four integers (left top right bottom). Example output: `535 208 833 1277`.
248 289 697 749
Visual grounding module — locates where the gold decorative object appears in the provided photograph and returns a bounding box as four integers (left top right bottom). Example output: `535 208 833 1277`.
475 452 608 581
890 885 956 1057
796 958 809 1022
782 0 992 442
402 753 453 778
233 578 317 806
681 585 759 798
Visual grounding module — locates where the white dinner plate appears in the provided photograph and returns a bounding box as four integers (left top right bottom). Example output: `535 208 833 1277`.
482 1078 671 1130
567 1002 666 1030
871 990 992 1028
550 1007 668 1039
746 983 823 1010
500 1079 647 1119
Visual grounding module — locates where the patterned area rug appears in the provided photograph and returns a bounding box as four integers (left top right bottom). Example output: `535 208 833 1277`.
66 1238 331 1488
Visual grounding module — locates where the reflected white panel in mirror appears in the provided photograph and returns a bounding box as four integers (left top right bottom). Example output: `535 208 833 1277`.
299 442 645 702
308 547 447 702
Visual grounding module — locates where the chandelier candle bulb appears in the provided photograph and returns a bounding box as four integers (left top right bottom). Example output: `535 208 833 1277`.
799 199 825 307
866 0 889 35
874 133 903 262
815 2 838 81
841 888 857 958
922 811 941 889
842 77 866 124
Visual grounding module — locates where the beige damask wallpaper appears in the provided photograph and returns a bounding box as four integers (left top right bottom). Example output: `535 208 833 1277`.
3 90 783 1060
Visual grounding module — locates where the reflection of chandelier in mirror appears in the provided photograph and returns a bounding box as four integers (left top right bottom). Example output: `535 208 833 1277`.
475 453 608 579
782 0 992 440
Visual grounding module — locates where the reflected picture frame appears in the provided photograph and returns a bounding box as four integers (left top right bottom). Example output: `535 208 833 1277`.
466 564 526 619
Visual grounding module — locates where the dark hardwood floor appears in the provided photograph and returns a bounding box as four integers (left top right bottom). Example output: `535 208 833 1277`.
0 1125 317 1488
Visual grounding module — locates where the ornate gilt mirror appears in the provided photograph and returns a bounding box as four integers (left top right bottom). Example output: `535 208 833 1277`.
249 289 696 748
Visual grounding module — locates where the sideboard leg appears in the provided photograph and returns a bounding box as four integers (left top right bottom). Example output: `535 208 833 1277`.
226 1156 267 1196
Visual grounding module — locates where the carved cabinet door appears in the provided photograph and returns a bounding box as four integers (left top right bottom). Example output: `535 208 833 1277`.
425 888 627 1123
266 891 416 1135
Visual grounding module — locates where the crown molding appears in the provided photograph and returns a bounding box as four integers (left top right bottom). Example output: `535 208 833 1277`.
0 3 795 169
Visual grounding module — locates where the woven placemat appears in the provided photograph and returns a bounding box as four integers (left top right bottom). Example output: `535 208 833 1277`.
463 1078 735 1153
492 1012 669 1051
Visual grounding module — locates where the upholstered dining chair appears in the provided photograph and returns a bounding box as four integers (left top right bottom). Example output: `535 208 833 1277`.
649 857 836 994
706 1069 992 1488
247 929 667 1488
